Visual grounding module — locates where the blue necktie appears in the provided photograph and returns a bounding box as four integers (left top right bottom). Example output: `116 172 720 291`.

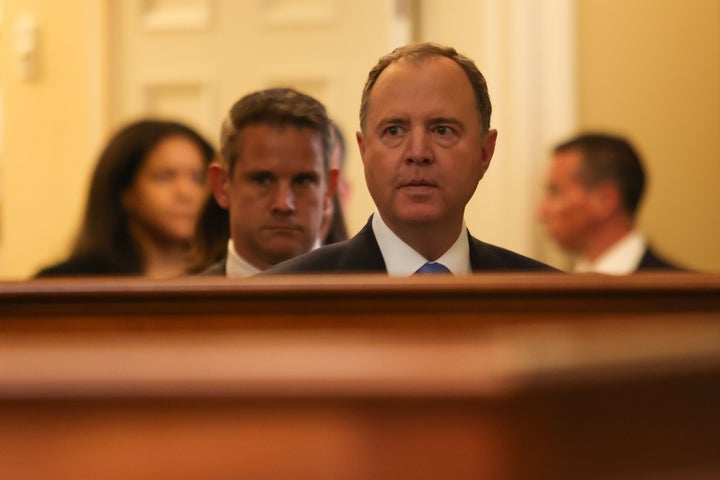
415 262 452 274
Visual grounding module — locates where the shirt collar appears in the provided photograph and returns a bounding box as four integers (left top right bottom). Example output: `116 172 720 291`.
574 230 647 275
225 239 261 277
225 237 322 277
371 211 471 276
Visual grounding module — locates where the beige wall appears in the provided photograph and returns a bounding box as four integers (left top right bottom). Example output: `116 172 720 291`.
577 0 720 271
0 0 107 278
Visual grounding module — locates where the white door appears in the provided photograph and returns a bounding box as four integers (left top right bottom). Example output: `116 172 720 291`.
108 0 414 233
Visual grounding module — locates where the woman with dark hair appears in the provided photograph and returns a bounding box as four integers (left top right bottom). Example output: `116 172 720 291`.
35 119 215 278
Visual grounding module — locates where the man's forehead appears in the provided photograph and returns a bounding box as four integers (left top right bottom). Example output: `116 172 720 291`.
235 146 325 177
552 151 588 186
238 121 322 138
374 55 461 87
554 150 583 170
367 56 478 123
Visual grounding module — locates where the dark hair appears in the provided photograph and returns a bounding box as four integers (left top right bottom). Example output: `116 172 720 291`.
320 119 349 245
322 195 349 245
187 194 230 273
359 42 492 133
220 88 333 175
554 133 646 216
330 119 346 170
70 119 215 274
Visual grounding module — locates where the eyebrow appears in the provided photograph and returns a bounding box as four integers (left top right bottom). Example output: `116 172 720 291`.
377 117 464 126
376 117 410 128
243 169 274 179
428 117 463 129
294 170 321 179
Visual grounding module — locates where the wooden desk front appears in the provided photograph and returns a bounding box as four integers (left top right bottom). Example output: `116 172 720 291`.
1 273 719 479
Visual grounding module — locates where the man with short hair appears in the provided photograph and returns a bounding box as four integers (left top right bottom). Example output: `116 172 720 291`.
267 42 553 275
204 88 337 276
538 133 682 273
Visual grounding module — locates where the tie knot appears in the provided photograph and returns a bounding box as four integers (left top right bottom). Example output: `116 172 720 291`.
415 262 452 274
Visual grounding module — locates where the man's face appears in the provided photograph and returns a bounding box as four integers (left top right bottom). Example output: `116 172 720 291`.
357 56 496 236
538 149 599 252
212 124 333 270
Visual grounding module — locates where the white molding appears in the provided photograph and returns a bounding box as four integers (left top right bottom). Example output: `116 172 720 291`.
467 0 576 266
141 0 212 32
261 0 337 27
388 0 413 50
131 72 217 139
255 59 338 108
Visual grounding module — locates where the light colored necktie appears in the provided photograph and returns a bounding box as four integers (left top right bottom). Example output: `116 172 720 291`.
415 262 452 274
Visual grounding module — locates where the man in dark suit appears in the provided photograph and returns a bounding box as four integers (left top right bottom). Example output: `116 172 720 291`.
267 42 553 275
538 133 683 273
203 88 338 276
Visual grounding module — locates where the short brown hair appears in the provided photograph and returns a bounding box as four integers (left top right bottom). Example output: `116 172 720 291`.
554 133 646 216
220 88 332 174
359 42 492 133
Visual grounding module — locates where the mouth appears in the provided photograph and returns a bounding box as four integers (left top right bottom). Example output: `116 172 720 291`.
264 224 303 234
399 179 439 194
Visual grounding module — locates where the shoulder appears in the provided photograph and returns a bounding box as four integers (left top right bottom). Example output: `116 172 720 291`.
266 223 386 274
469 236 559 272
34 256 119 278
638 246 686 271
200 258 227 276
265 240 360 274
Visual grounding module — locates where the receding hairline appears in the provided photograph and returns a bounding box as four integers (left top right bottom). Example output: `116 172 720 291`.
359 47 491 134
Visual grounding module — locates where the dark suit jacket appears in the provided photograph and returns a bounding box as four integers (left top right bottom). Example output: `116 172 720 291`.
34 256 138 278
638 246 684 271
266 218 556 274
202 258 227 276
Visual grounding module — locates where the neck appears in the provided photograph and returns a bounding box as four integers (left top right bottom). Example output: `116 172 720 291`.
129 224 191 279
142 245 191 279
385 216 463 261
581 216 635 262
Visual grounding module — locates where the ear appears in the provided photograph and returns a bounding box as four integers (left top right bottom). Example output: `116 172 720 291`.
208 162 231 209
356 130 366 163
590 183 621 219
478 129 498 179
324 167 339 207
317 167 339 243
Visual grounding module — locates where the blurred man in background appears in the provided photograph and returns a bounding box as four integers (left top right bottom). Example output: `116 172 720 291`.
539 132 683 273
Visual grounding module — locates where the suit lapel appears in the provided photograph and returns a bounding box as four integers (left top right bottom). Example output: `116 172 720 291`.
337 218 387 272
468 233 506 271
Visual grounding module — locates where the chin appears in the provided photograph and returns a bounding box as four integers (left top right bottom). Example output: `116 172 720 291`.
265 242 311 263
170 230 195 243
163 222 196 240
396 209 444 226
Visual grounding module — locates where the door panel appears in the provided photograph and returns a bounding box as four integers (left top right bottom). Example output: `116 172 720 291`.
109 0 413 233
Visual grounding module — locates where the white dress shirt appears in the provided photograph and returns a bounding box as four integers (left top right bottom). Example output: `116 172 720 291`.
371 212 471 276
225 239 262 277
224 237 322 277
573 230 647 275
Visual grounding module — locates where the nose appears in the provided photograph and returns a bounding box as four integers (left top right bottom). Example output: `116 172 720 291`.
405 128 434 165
271 182 295 214
176 175 202 202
